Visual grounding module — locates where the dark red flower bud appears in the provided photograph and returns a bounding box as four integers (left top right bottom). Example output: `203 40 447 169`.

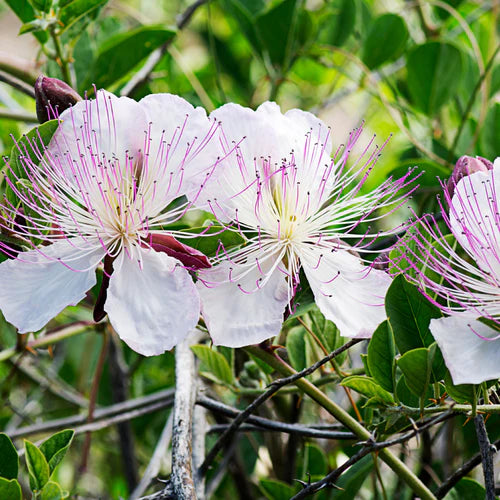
35 75 82 123
147 234 211 270
446 155 493 199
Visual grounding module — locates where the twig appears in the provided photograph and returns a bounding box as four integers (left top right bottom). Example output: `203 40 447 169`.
0 321 92 363
7 388 175 440
0 108 37 122
198 339 362 476
247 345 437 500
108 332 139 491
474 415 496 500
198 395 356 439
192 398 207 499
121 0 208 97
130 411 174 500
79 331 109 473
0 71 35 98
435 433 500 498
170 339 198 499
291 412 453 499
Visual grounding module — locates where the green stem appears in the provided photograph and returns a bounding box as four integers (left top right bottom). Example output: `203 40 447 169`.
49 27 72 86
385 402 500 416
0 322 91 362
246 346 437 500
0 108 37 122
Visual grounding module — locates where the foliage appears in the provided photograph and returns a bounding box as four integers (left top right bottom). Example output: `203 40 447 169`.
0 0 498 499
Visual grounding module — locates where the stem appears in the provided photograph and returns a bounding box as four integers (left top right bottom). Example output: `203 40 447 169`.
49 27 72 86
474 415 496 500
0 322 92 363
79 330 109 473
246 346 436 500
0 109 37 122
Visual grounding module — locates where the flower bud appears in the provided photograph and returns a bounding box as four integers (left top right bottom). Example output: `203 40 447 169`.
35 75 82 123
446 155 493 199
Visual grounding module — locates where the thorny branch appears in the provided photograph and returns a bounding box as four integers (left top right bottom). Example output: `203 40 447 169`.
474 415 496 500
198 339 363 475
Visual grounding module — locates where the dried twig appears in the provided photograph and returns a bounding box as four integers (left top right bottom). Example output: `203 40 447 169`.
0 71 35 98
474 415 496 500
7 388 175 440
197 396 356 440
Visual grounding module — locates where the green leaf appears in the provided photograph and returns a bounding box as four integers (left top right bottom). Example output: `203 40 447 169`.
332 454 373 499
385 275 441 354
29 0 52 13
7 120 59 205
177 226 245 257
223 0 313 71
0 478 22 500
259 478 296 500
25 440 50 491
309 308 343 358
479 102 499 160
318 0 356 47
341 376 394 405
286 326 308 371
397 347 434 398
41 481 65 500
361 14 408 69
4 0 48 43
443 477 486 500
39 430 74 476
82 25 176 91
191 345 233 385
58 0 109 33
367 320 395 393
300 443 328 477
444 372 474 404
407 42 463 115
0 434 19 480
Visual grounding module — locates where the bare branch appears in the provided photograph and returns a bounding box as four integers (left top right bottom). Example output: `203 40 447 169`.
7 388 174 440
198 395 356 440
474 415 496 500
0 71 35 98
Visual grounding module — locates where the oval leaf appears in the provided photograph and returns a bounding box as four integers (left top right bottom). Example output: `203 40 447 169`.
58 0 109 33
24 440 50 491
362 13 408 69
39 429 74 475
0 477 22 500
341 376 394 404
82 25 176 91
0 434 19 480
407 41 463 115
367 320 395 393
397 347 433 398
385 275 441 354
191 345 233 385
41 481 65 500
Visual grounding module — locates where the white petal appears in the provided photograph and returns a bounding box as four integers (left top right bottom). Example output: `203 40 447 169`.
105 249 200 356
430 316 500 385
202 102 332 224
197 261 288 347
48 90 147 183
138 93 220 202
493 157 500 170
0 240 101 333
302 248 391 338
450 168 500 274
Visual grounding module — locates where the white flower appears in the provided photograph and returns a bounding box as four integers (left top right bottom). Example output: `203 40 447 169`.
403 157 500 385
0 90 219 356
196 102 415 347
